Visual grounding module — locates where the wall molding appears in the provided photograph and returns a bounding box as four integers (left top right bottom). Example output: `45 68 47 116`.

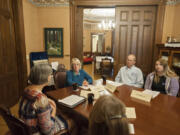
166 0 180 5
28 0 70 7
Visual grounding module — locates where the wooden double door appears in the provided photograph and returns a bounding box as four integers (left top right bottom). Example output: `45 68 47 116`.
72 6 157 76
114 6 157 76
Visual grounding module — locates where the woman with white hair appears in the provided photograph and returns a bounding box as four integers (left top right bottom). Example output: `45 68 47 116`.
67 58 93 86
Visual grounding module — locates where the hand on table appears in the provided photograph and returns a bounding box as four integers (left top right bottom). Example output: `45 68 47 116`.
83 80 89 86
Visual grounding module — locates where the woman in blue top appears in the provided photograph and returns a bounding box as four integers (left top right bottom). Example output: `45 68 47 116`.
67 58 93 86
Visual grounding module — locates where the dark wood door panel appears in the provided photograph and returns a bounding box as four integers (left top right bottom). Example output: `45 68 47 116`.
0 79 19 106
0 21 18 73
71 7 84 62
0 0 20 107
115 6 156 76
0 0 10 9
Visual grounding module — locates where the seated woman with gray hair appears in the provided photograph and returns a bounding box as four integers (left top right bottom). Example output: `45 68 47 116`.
19 64 69 135
67 58 93 86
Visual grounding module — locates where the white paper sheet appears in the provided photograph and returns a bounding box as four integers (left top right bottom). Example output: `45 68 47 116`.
99 90 111 96
128 123 135 134
126 107 136 119
79 85 91 90
51 61 59 70
90 85 106 92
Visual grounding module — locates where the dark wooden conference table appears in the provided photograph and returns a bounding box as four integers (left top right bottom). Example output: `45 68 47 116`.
46 85 180 135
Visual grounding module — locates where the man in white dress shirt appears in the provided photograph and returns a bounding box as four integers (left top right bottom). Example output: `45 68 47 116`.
115 54 144 88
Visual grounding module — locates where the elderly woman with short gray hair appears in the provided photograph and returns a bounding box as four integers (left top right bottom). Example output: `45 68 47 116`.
19 64 69 135
67 58 93 86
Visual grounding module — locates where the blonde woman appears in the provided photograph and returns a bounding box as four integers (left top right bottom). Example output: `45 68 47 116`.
89 95 129 135
67 58 93 86
145 58 179 96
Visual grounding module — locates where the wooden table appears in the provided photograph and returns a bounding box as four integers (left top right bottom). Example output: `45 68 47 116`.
46 85 180 135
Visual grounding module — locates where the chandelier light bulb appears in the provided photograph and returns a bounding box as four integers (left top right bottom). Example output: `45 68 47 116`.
98 24 102 28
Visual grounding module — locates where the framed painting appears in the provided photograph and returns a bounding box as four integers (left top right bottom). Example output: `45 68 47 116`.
44 28 63 57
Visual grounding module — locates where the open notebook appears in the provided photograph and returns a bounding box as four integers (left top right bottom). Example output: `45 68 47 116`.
58 95 86 108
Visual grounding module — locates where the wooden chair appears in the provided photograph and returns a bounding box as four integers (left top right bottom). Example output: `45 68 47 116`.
0 105 31 135
29 51 48 68
143 73 147 89
0 105 69 135
177 80 180 97
55 129 69 135
54 71 67 89
100 58 113 76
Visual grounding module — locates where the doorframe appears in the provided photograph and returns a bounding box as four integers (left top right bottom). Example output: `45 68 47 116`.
12 0 27 97
70 0 166 72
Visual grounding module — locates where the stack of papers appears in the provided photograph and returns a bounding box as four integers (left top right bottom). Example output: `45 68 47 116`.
78 80 123 100
80 85 106 92
90 85 106 92
106 80 123 87
93 79 124 87
79 85 91 90
80 90 100 99
58 95 86 108
99 90 111 96
80 85 111 100
142 89 160 99
93 79 103 85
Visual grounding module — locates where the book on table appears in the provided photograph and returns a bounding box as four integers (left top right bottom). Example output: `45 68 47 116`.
58 95 86 108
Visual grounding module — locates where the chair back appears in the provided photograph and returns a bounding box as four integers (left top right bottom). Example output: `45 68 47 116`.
54 71 67 89
100 58 113 76
177 80 180 97
30 52 48 68
101 58 112 66
0 105 31 135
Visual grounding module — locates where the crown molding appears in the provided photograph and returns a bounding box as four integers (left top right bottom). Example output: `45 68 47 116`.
28 0 70 7
166 0 180 5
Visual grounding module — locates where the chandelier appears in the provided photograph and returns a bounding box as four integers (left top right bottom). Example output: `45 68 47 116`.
28 0 70 7
98 20 115 30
